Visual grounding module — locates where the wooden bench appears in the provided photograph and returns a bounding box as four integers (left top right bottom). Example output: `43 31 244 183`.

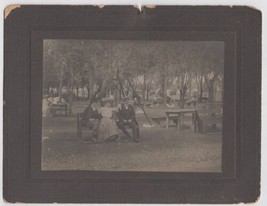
195 104 223 134
50 103 69 116
77 113 93 139
151 116 179 128
77 112 135 140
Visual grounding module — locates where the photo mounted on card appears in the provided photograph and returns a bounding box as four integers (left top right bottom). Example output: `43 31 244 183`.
4 5 261 203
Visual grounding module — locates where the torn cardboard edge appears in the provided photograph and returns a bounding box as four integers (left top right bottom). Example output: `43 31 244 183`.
133 5 156 12
4 4 21 19
95 5 156 11
3 4 260 18
4 4 155 18
3 4 157 19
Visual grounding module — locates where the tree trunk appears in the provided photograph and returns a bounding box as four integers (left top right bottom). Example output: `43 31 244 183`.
214 81 217 103
76 87 79 100
146 87 150 100
189 81 192 96
208 79 217 130
67 72 71 102
59 67 63 101
179 89 185 109
208 79 215 105
113 86 119 107
90 84 94 101
85 85 90 100
163 76 167 104
68 73 74 114
208 85 214 105
142 74 146 100
88 67 95 102
199 77 203 102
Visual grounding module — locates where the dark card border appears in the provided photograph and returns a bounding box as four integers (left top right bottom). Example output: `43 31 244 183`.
4 5 261 203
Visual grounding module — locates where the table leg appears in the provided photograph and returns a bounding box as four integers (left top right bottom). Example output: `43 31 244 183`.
166 114 169 129
193 111 197 132
177 114 180 129
191 112 195 130
180 114 183 128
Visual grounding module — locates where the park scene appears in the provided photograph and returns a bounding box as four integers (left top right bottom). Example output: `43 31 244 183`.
42 39 224 172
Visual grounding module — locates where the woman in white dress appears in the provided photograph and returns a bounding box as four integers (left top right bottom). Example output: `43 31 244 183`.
97 102 119 142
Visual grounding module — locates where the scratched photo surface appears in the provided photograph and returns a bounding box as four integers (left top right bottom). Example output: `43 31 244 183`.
42 40 224 172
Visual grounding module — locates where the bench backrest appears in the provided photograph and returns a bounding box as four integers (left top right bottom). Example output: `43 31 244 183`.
197 103 222 116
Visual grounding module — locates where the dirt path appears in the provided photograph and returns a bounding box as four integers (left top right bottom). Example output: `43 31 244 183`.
42 116 222 172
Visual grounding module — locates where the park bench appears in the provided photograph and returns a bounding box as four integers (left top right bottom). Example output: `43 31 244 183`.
151 115 179 128
77 111 135 140
195 103 223 134
77 112 94 139
77 110 118 139
144 102 152 107
50 103 70 116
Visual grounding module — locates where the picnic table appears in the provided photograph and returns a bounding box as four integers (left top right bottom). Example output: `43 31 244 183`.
50 103 68 116
165 108 197 130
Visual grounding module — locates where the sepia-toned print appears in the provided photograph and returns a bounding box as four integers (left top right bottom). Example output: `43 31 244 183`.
42 39 224 172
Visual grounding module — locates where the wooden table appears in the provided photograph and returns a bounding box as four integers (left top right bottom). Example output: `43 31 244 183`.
165 108 197 130
50 103 68 116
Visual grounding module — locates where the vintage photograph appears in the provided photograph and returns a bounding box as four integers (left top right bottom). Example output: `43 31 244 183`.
42 39 224 172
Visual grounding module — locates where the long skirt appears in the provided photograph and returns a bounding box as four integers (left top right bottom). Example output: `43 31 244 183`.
98 118 119 142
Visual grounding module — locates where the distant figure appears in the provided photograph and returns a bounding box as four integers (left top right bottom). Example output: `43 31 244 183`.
166 95 171 105
81 101 102 142
47 96 54 104
52 96 60 104
166 103 175 108
116 96 140 142
61 98 66 103
42 96 51 117
187 96 197 107
133 94 142 106
98 102 119 142
198 96 209 103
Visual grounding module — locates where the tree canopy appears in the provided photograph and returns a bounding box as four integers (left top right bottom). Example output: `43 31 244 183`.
43 39 224 105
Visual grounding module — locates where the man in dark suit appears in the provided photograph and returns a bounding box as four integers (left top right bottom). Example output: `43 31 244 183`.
81 101 102 141
116 96 140 142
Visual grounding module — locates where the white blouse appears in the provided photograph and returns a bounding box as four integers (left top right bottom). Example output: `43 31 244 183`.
99 107 116 118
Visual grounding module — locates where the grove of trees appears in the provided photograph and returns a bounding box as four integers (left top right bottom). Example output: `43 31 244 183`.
43 39 224 107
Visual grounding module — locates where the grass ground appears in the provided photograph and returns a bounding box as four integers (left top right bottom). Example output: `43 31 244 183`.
42 105 222 172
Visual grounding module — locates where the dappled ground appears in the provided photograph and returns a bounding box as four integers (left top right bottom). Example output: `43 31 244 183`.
42 106 222 172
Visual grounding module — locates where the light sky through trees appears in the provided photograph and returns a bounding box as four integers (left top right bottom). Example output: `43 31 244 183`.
43 39 224 105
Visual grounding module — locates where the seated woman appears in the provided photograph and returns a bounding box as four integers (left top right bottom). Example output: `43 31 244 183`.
97 102 119 142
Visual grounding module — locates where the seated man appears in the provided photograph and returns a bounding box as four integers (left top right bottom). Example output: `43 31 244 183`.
81 101 102 141
116 96 140 142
